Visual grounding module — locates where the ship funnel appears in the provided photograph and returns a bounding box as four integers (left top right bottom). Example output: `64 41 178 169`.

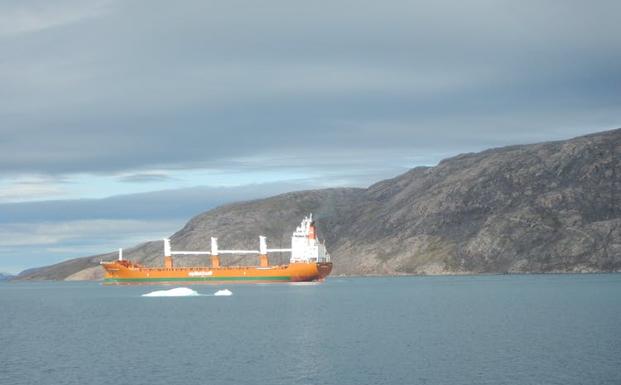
163 238 171 257
118 248 123 261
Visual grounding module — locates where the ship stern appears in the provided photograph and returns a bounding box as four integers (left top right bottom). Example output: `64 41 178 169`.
317 262 333 280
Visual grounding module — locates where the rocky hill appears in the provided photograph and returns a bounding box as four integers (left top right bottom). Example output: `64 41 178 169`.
17 128 621 280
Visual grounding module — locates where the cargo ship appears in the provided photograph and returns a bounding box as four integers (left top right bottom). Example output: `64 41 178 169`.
101 214 332 285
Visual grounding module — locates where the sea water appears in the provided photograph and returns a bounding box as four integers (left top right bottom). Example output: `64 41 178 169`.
1 275 620 385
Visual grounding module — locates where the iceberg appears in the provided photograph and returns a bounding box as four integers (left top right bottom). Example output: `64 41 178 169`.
142 287 200 297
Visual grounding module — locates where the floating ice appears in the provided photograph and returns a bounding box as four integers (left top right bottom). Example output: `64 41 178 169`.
214 289 233 296
142 287 200 297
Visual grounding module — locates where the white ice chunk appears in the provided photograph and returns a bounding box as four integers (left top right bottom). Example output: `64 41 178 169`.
142 287 200 297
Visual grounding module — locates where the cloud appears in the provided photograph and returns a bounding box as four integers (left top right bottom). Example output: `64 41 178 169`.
0 219 173 247
0 175 69 202
0 0 112 37
0 219 180 273
117 173 175 183
0 0 619 177
0 181 320 223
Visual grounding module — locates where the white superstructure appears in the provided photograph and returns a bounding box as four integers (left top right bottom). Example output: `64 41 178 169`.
162 214 330 264
290 214 331 263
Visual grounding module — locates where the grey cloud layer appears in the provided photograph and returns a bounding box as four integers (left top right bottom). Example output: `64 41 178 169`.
0 181 315 223
1 0 619 175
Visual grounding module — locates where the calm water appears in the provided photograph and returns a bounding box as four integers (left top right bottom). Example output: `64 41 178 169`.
1 275 620 385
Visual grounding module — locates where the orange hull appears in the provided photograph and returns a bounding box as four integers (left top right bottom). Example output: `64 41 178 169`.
102 260 333 285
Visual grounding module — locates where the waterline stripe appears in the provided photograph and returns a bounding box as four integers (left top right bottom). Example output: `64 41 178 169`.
104 276 291 283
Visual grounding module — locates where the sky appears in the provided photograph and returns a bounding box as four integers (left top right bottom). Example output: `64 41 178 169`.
1 0 620 273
